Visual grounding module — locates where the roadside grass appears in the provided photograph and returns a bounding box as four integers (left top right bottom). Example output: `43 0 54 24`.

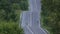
0 21 24 34
41 0 60 34
0 0 29 34
41 16 54 34
0 10 24 34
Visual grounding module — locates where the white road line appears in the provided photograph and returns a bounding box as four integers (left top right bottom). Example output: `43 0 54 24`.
26 25 34 34
40 28 47 34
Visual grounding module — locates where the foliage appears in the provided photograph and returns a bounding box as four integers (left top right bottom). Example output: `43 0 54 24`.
0 10 24 34
41 0 60 34
0 0 28 34
0 0 28 21
0 22 24 34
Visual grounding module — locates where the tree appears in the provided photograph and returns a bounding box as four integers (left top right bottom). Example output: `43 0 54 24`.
0 0 28 21
41 0 60 34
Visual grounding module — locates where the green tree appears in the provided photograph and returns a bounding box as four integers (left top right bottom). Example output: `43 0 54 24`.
41 0 60 34
0 0 28 21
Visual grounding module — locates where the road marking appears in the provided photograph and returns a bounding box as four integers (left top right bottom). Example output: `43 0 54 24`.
26 25 34 34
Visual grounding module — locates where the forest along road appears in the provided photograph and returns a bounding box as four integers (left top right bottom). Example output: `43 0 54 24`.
21 0 47 34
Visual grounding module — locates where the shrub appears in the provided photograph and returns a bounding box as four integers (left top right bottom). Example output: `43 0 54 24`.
41 0 60 34
0 22 24 34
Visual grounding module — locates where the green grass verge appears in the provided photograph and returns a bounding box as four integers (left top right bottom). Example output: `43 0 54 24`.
0 10 24 34
0 22 24 34
41 0 60 34
41 16 54 34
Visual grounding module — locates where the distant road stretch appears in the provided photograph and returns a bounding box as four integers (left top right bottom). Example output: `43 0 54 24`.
21 0 47 34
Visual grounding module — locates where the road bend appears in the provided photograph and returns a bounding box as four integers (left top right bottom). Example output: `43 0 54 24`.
21 0 47 34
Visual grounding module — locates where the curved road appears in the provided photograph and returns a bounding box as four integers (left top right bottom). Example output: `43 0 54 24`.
21 0 47 34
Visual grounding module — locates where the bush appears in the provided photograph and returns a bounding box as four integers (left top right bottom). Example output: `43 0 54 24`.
0 22 24 34
41 0 60 34
0 0 28 21
0 0 28 34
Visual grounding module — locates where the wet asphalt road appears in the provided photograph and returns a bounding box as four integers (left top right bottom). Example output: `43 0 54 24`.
21 0 47 34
